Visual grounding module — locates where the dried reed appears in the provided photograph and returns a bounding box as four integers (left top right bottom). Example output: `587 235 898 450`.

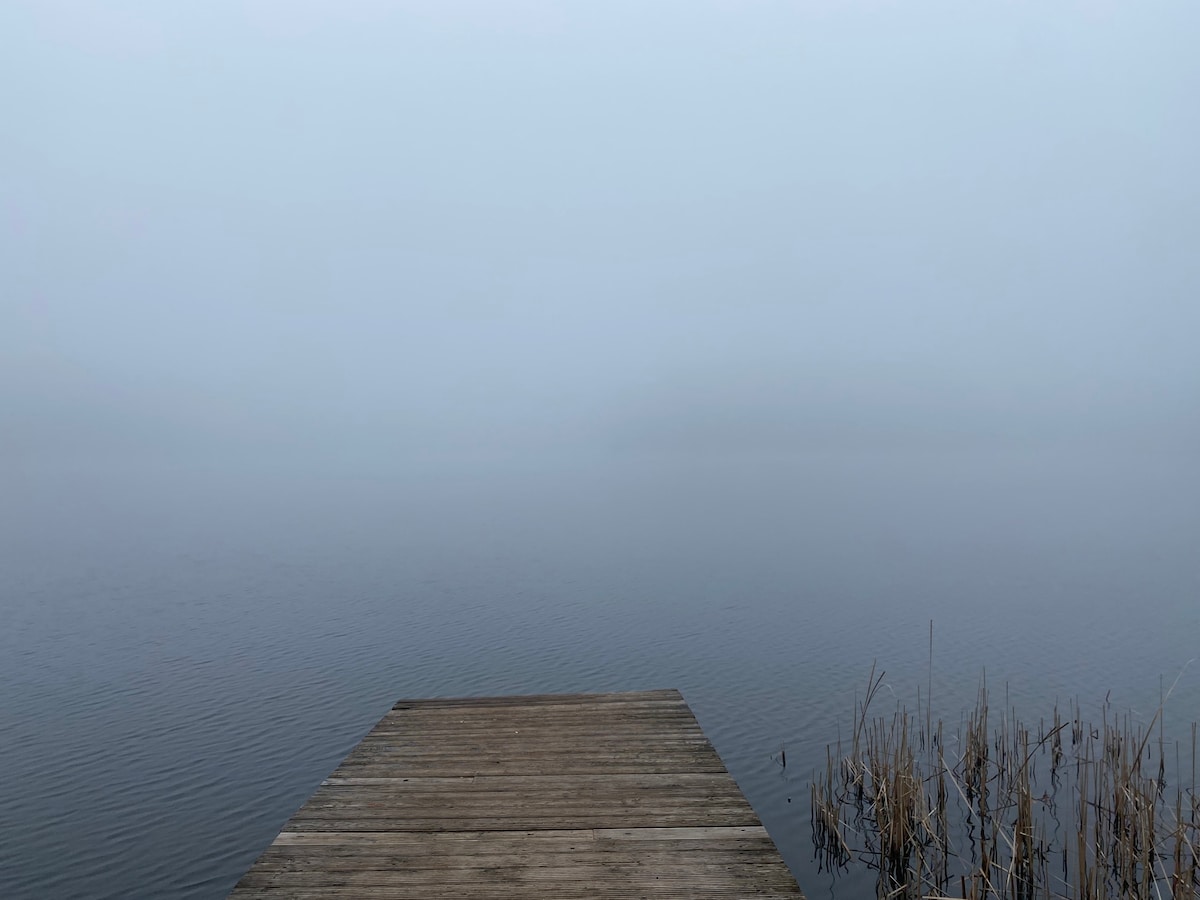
811 658 1198 899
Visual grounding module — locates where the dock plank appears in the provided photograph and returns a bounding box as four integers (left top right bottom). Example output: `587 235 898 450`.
229 690 803 898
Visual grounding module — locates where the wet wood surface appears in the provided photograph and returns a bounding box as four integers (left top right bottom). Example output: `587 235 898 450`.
229 689 804 898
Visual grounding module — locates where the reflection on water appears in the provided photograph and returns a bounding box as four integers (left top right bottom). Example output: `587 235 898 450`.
2 450 1197 898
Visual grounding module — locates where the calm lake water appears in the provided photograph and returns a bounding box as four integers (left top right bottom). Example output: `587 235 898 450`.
3 448 1197 898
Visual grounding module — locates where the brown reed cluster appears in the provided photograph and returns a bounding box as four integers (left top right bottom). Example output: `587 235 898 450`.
811 662 1198 899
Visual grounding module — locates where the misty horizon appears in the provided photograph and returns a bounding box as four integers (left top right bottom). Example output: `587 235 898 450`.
4 1 1197 470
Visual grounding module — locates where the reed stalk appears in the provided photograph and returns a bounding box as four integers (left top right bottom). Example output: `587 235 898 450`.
810 661 1198 899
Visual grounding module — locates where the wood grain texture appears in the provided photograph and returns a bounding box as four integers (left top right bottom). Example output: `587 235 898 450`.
228 690 804 898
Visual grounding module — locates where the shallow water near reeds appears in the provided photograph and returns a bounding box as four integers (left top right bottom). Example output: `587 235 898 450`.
2 448 1198 899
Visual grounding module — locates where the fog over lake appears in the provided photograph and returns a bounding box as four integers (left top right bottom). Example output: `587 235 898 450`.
2 2 1198 897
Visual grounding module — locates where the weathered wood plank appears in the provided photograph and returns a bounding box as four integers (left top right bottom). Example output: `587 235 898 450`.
237 862 800 887
231 889 803 899
327 763 733 776
321 773 733 788
272 825 773 844
390 691 685 708
249 850 787 872
356 732 709 744
228 690 803 898
282 812 765 831
377 710 699 724
302 788 749 807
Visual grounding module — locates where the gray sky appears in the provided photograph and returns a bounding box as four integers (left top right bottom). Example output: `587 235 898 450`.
4 0 1198 465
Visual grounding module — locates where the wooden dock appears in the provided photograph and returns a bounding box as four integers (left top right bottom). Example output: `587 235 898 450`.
229 689 804 898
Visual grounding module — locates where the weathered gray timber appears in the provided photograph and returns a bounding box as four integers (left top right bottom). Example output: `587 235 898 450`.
229 689 804 898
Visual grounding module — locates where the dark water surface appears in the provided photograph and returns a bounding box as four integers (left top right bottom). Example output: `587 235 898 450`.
3 449 1197 899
